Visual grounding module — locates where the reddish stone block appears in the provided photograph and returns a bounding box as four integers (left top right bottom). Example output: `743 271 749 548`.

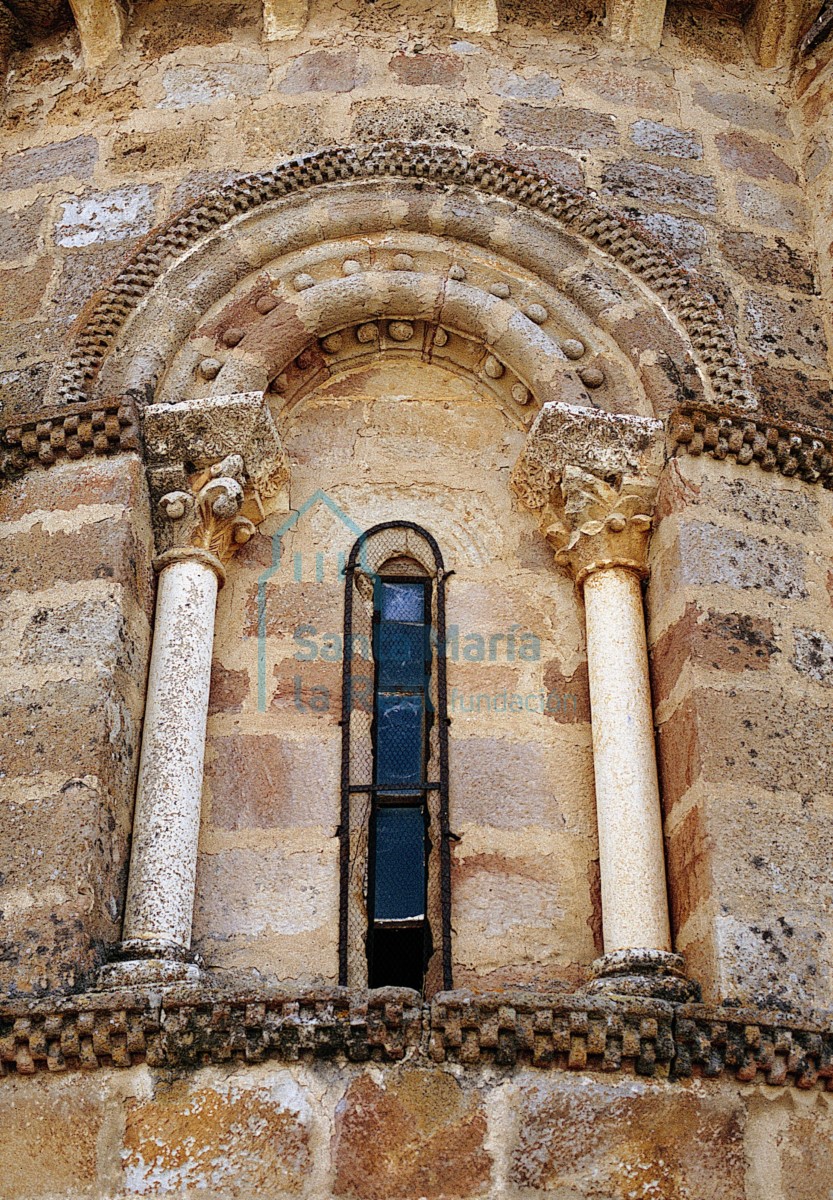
719 230 815 293
278 49 369 94
601 160 717 214
542 658 590 723
205 732 339 829
650 604 777 706
390 52 463 87
715 130 797 184
656 697 701 816
333 1070 491 1200
666 803 713 934
499 103 618 150
751 363 833 426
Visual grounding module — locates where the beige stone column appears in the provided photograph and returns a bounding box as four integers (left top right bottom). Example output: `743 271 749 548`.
514 401 696 1000
99 395 289 988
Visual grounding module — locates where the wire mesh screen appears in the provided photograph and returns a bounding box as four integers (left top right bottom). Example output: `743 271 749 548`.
339 522 451 993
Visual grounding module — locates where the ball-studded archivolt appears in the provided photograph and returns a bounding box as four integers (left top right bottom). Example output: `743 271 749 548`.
49 143 756 416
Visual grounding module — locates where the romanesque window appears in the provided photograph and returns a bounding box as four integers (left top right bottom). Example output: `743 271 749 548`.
339 523 452 994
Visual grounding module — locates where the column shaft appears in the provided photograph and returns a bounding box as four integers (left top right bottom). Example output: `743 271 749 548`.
122 557 218 949
583 566 671 954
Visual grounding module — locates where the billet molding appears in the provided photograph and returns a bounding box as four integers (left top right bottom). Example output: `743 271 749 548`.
669 403 833 487
0 396 140 481
53 143 754 413
1 985 832 1089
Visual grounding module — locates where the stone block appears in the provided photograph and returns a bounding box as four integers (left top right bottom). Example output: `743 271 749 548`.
627 210 708 265
744 291 828 370
333 1070 491 1199
0 1081 103 1198
110 124 215 174
601 160 717 213
350 98 482 144
55 185 158 248
792 628 833 686
507 1076 746 1198
751 363 833 426
715 130 797 185
0 197 46 261
204 731 339 829
208 661 250 713
0 135 98 192
242 104 325 158
0 257 53 321
278 48 369 93
736 180 805 234
718 230 815 292
159 64 269 110
650 604 777 705
499 103 618 150
575 64 674 111
123 1075 312 1196
691 83 791 137
391 52 463 87
666 801 712 935
503 146 585 190
488 68 561 100
674 520 807 599
630 119 702 159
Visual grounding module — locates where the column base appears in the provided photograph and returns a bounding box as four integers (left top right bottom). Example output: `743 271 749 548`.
96 939 203 990
586 948 701 1003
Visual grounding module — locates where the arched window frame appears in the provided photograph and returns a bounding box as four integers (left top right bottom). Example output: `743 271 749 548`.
339 522 452 993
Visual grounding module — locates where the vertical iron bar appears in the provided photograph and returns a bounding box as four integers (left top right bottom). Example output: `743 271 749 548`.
436 567 453 991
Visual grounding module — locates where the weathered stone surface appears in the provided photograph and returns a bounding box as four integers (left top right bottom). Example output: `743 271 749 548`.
160 64 270 109
204 732 338 829
499 102 618 149
651 604 778 704
0 1080 103 1198
670 521 807 599
333 1070 491 1199
508 1076 746 1198
0 198 45 261
601 160 717 213
792 628 833 686
55 185 157 248
0 136 98 192
488 68 561 100
278 48 368 93
715 130 797 184
691 83 791 137
745 291 828 369
123 1074 312 1195
630 118 702 159
391 52 463 88
736 180 804 234
719 230 815 293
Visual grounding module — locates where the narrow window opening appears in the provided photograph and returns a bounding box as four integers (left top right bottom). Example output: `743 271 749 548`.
340 523 452 995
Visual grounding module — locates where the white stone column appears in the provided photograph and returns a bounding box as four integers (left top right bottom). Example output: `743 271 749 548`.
583 566 671 955
99 394 289 989
120 554 220 968
513 401 696 1000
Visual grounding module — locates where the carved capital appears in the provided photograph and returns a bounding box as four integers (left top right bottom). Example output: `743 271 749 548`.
512 402 665 584
143 392 290 572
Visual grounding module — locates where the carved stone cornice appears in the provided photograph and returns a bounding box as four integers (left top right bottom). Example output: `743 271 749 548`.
143 392 290 573
2 983 832 1090
0 397 140 481
513 402 665 584
669 403 833 487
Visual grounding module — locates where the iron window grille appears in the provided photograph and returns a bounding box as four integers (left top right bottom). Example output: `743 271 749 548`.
339 522 452 993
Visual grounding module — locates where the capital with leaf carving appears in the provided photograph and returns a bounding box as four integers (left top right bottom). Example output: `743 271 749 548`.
142 392 290 583
512 402 666 584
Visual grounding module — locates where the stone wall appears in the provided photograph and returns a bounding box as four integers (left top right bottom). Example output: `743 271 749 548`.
0 452 153 995
1 1052 832 1200
0 0 830 425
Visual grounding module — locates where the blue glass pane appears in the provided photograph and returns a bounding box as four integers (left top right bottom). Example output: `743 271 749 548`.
373 806 426 921
380 581 424 623
378 623 427 689
376 693 423 785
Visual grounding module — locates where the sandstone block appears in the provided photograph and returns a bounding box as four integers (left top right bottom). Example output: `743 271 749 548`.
160 64 269 110
499 103 618 150
715 130 797 185
0 197 46 261
751 364 833 426
208 661 250 713
391 52 463 87
123 1075 312 1196
350 98 481 143
0 135 98 192
278 49 369 93
0 1083 103 1198
674 520 807 599
630 119 702 159
650 604 777 705
507 1076 746 1197
792 628 833 686
601 160 717 213
488 68 561 101
204 731 339 829
55 186 158 248
736 180 804 234
0 257 53 322
718 230 815 293
691 83 790 137
333 1070 491 1199
744 291 828 370
629 211 708 265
